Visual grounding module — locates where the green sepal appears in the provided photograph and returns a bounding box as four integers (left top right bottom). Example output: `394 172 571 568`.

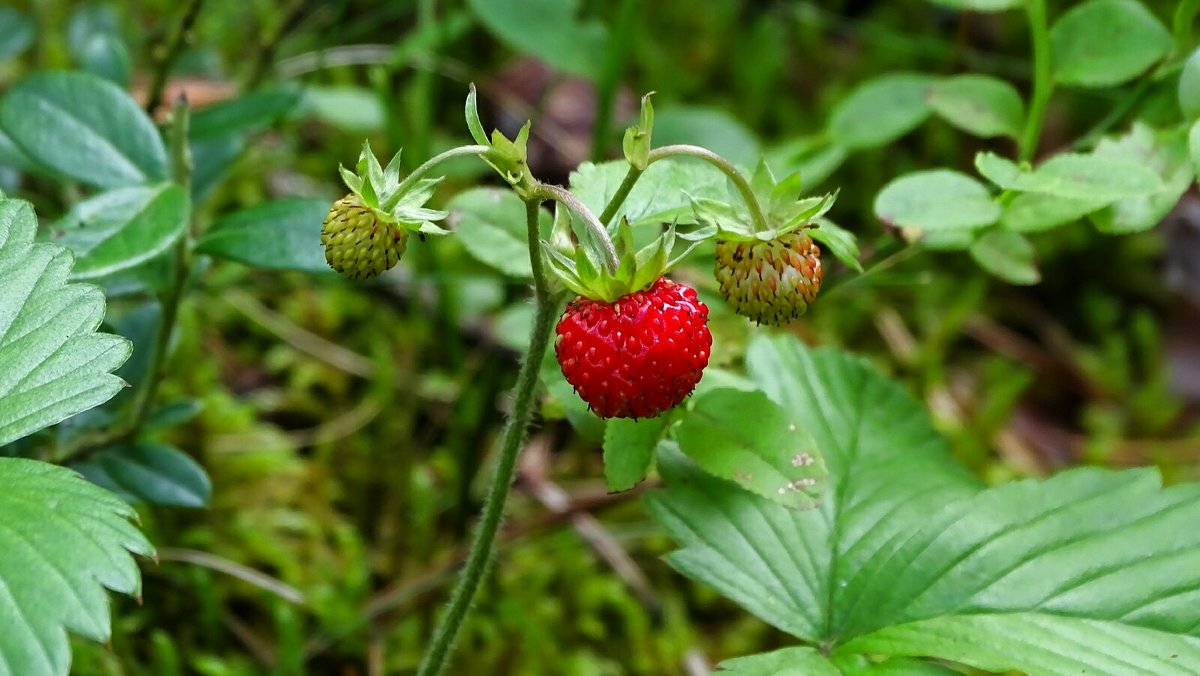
689 157 841 245
622 92 655 171
465 84 490 147
543 244 591 297
808 218 862 272
549 203 576 258
337 139 451 236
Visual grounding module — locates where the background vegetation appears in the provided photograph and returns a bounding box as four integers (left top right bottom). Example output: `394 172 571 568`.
2 0 1198 674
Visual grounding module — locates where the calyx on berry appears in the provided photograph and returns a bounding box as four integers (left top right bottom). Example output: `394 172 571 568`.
338 141 451 238
320 142 451 279
690 158 838 245
542 207 711 303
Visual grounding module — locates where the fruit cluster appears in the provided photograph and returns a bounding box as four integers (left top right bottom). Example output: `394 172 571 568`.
321 92 836 421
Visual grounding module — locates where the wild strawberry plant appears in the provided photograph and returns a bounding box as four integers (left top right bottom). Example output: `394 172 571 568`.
0 0 1199 674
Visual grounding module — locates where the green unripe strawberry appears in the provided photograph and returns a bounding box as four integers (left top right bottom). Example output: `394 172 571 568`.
321 194 410 280
320 141 451 281
714 231 823 325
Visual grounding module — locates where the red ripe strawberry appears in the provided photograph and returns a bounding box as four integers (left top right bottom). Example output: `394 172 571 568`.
555 278 712 419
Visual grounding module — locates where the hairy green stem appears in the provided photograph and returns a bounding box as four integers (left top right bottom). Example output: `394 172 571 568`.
1019 0 1052 162
648 144 769 232
416 199 558 676
597 165 644 225
126 97 194 434
532 183 621 272
144 0 206 115
395 144 490 195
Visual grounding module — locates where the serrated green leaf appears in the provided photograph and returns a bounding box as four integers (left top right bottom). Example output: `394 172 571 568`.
874 170 1000 231
829 74 935 150
844 614 1200 676
1049 0 1172 88
0 457 153 676
673 389 827 510
74 442 210 508
651 334 1200 674
647 335 978 641
717 646 842 675
0 71 167 189
447 188 551 278
0 197 131 445
571 159 730 228
196 198 329 272
718 647 959 675
603 416 669 492
47 183 189 280
466 0 608 78
927 74 1024 139
968 225 1040 285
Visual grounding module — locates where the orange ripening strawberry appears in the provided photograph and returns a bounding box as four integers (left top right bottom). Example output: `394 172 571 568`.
555 278 711 419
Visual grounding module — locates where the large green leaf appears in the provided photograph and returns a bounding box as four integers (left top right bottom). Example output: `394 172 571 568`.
1049 0 1172 88
828 74 935 150
0 196 130 445
73 442 211 508
874 170 1000 231
718 647 959 675
0 457 153 676
650 335 1200 673
926 74 1024 139
0 71 167 189
196 198 329 273
189 86 301 140
466 0 608 79
570 159 729 228
674 389 826 510
46 184 189 280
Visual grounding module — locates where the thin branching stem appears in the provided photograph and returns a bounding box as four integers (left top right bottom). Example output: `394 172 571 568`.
1020 0 1052 162
648 145 769 232
532 183 621 272
144 0 206 115
417 198 558 676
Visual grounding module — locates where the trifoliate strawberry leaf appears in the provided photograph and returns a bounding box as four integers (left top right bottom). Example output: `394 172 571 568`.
0 196 131 445
0 457 153 676
649 334 1200 674
672 388 826 510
